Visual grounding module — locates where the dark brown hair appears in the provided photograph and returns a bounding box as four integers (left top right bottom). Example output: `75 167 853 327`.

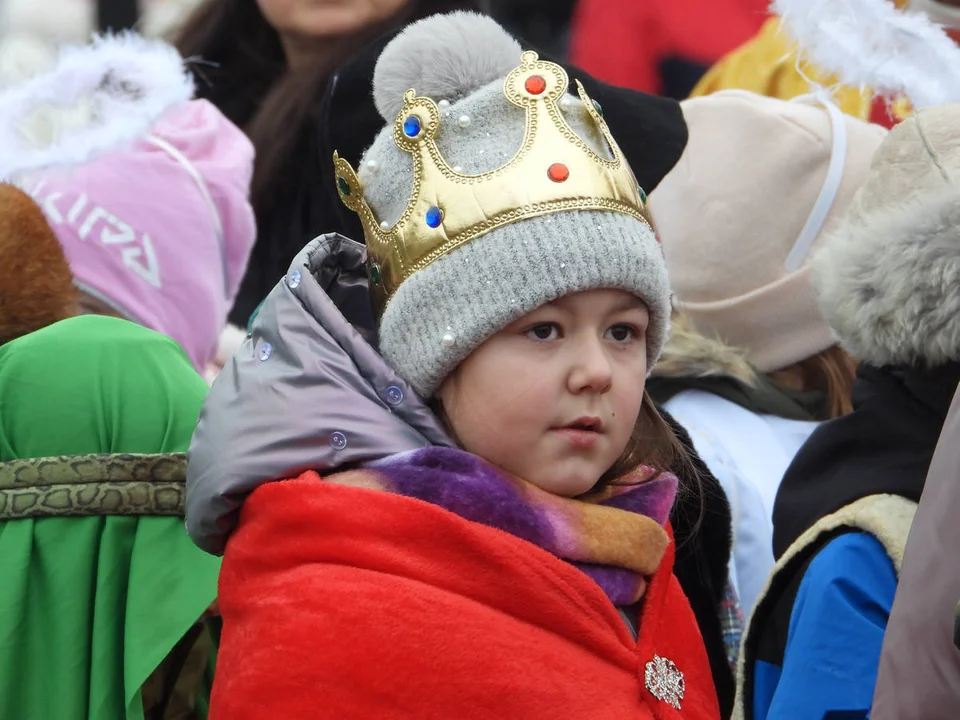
769 345 858 419
598 393 696 489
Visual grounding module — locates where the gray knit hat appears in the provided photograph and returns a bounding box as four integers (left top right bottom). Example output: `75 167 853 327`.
335 12 670 398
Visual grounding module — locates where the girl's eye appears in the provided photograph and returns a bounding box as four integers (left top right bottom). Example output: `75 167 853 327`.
605 325 637 343
526 323 560 341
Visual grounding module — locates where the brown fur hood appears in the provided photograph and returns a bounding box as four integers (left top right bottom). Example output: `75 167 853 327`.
652 311 758 384
0 183 77 344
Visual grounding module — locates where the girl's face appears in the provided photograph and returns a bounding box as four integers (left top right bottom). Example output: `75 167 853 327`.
256 0 410 40
437 289 650 497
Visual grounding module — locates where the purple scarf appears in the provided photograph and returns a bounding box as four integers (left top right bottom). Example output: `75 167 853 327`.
326 447 678 605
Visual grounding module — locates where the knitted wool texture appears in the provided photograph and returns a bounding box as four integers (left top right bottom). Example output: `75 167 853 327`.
361 68 669 398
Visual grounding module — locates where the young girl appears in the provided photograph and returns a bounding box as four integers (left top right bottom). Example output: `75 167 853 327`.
187 12 720 718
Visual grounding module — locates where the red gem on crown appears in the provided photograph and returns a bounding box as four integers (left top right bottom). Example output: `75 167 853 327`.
547 163 570 183
525 75 547 95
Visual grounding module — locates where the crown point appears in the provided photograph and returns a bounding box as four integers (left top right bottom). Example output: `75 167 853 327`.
525 75 547 95
403 115 422 137
547 163 570 183
425 206 444 228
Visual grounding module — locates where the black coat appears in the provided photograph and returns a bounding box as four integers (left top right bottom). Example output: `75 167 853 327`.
662 409 735 718
774 362 960 557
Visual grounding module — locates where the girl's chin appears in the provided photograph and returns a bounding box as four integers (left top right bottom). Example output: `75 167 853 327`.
522 467 603 498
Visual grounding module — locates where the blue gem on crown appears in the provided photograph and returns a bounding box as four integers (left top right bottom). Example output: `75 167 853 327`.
425 206 444 228
403 115 422 138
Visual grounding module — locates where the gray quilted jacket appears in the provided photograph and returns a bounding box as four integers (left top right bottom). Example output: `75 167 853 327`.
186 233 453 555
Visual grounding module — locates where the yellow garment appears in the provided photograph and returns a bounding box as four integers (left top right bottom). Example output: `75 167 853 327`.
690 16 912 123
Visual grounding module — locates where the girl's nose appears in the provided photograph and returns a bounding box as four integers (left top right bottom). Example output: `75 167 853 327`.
567 337 614 395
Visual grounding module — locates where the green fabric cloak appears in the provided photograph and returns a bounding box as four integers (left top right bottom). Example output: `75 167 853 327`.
0 316 220 719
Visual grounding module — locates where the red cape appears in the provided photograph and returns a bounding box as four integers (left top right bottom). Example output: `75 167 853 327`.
210 473 720 719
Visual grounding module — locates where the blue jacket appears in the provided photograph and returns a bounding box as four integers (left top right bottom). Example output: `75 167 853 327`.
752 531 897 719
739 364 960 719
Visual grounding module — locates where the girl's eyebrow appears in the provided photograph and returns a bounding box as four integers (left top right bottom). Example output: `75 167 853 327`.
544 296 649 313
607 296 649 314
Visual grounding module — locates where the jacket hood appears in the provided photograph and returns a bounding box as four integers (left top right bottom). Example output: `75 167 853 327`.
772 361 960 557
186 233 453 556
811 105 960 368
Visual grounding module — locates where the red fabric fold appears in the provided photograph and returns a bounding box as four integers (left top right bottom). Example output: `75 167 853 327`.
210 473 719 719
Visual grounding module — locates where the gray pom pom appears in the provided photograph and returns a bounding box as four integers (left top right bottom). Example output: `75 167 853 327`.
373 12 522 122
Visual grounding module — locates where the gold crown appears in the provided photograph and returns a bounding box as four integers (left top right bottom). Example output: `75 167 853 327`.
333 50 651 313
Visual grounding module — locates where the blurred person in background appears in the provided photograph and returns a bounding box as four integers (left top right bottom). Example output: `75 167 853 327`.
0 0 202 85
175 0 488 330
722 4 960 717
738 99 960 720
871 385 960 720
570 0 768 99
0 33 257 380
647 91 884 620
488 0 577 58
22 97 257 379
691 0 960 127
175 0 695 333
0 315 221 720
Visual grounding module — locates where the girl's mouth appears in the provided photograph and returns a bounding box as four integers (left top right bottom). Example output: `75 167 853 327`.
553 417 604 448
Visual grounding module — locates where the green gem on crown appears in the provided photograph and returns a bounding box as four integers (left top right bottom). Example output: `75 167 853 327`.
337 177 351 196
369 263 381 285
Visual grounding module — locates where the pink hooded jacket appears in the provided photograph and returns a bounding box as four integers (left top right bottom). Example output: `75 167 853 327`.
25 99 256 372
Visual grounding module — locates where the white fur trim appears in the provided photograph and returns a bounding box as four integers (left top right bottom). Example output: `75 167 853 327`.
0 32 194 179
772 0 960 109
812 185 960 366
372 11 521 121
